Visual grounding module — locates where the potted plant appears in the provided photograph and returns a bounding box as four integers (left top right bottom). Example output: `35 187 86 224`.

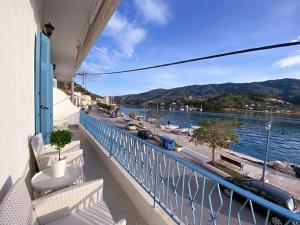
50 130 72 178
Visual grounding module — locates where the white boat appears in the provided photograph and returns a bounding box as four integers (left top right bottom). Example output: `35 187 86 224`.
179 107 184 111
165 124 179 130
187 128 194 136
159 124 178 130
158 124 166 129
186 126 200 136
178 128 189 133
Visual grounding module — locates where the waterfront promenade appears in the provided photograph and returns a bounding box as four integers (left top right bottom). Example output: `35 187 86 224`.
89 108 300 200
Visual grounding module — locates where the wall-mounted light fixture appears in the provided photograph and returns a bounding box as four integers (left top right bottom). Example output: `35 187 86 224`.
43 22 55 38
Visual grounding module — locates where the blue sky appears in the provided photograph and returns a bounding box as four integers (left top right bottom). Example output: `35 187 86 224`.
77 0 300 96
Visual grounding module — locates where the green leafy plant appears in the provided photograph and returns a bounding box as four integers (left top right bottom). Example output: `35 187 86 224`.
97 102 114 111
50 130 72 160
114 107 120 116
191 118 242 163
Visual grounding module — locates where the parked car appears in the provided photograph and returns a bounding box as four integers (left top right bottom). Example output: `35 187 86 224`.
124 118 131 123
221 177 299 225
160 136 175 150
110 113 117 118
125 123 136 131
137 130 153 139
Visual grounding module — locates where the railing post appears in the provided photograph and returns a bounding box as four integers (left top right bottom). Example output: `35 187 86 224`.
179 166 186 225
199 177 206 225
84 113 87 131
153 150 159 207
227 190 233 225
166 157 171 208
145 147 149 191
109 126 113 157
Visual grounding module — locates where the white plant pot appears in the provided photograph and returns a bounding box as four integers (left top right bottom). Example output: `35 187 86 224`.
51 156 67 178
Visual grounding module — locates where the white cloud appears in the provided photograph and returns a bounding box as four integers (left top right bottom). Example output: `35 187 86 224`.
134 0 170 25
290 35 300 42
81 1 172 74
105 12 146 57
80 12 147 73
274 54 300 68
79 46 117 73
91 47 115 68
79 62 100 73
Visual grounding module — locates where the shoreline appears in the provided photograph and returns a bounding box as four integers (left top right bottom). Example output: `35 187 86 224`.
120 104 300 118
222 108 300 117
120 105 300 165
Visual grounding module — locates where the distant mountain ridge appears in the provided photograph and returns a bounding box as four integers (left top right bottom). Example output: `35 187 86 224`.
116 78 300 105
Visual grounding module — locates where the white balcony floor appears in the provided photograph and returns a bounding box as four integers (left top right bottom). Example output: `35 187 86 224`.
70 127 148 225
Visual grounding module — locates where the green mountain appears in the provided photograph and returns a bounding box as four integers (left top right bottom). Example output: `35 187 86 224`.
116 78 300 105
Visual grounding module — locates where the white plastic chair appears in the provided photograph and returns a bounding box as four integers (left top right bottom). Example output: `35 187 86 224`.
0 178 126 225
31 133 85 185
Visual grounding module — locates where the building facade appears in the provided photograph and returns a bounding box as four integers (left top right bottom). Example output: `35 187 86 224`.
0 0 119 201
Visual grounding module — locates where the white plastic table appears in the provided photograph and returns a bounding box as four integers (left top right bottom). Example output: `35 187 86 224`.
31 165 81 192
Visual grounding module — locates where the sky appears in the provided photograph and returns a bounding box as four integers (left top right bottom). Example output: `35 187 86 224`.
77 0 300 96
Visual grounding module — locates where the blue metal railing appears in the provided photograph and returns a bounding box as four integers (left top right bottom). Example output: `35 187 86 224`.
80 112 300 225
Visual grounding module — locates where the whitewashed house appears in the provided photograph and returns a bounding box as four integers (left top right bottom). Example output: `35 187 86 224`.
0 0 119 206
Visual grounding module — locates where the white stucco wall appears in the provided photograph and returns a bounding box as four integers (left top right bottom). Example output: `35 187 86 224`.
0 0 42 201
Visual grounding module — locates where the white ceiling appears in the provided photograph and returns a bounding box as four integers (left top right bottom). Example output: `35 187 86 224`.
42 0 118 82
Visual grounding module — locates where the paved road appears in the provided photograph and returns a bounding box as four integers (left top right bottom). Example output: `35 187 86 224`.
89 107 300 200
87 108 278 225
88 108 207 167
143 120 300 200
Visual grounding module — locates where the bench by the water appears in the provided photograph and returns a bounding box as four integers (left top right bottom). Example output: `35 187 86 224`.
220 154 244 170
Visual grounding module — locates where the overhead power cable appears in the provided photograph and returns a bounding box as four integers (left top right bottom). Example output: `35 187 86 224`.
85 41 300 76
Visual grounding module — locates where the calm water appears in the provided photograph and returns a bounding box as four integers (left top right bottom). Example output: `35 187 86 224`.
121 106 300 165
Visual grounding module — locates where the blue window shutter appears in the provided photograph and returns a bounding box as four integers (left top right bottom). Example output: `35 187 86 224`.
40 33 52 144
34 33 41 134
49 64 54 131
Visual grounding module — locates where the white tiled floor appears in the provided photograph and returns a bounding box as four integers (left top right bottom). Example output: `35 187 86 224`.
71 128 148 225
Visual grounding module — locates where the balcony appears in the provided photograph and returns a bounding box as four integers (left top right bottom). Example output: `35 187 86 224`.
70 127 148 225
73 112 300 225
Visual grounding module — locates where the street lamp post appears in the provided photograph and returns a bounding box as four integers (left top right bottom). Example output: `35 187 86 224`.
142 105 145 128
154 99 159 135
261 120 272 182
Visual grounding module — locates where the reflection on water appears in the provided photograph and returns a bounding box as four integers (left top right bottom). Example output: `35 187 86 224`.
121 106 300 164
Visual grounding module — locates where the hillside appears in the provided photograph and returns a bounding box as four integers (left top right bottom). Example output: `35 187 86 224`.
115 78 300 105
58 81 101 100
